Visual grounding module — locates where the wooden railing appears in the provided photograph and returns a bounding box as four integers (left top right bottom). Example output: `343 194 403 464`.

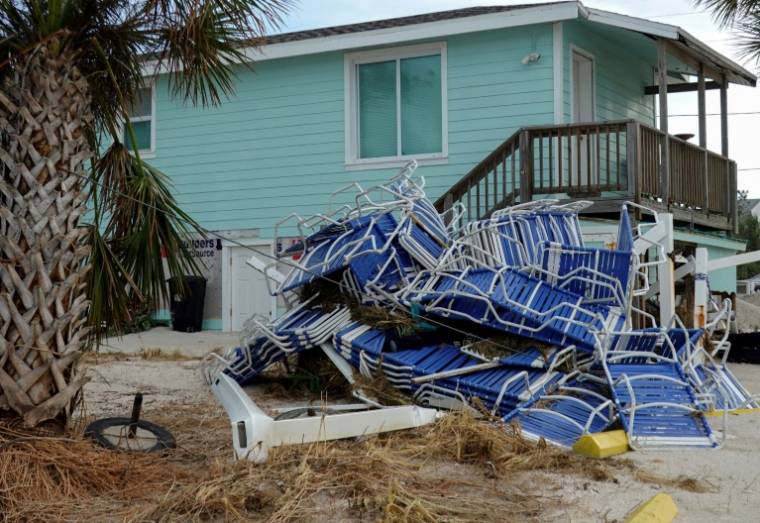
440 130 522 223
436 119 738 232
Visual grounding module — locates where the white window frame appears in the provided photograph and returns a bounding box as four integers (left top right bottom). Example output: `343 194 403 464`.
120 82 157 159
344 42 448 171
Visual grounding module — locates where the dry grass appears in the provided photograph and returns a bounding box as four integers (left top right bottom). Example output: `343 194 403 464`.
351 371 412 406
131 410 556 523
467 335 554 363
297 278 358 313
0 404 630 523
0 427 184 522
349 304 420 334
297 277 422 334
634 470 713 493
81 348 202 363
138 348 201 361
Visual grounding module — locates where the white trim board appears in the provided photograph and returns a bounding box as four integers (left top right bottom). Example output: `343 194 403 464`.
553 22 563 125
142 2 580 74
569 44 596 123
139 2 755 86
585 8 678 39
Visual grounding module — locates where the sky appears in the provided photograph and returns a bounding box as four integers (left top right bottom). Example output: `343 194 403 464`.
272 0 760 197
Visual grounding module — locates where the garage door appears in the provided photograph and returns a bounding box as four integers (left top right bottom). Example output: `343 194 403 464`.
229 245 272 331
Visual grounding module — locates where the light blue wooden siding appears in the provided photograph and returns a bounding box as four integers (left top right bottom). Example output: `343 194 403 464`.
149 25 554 237
562 21 655 125
150 51 345 235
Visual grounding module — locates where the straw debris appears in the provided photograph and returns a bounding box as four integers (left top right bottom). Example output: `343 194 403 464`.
419 410 618 481
352 371 412 405
297 278 358 313
467 335 554 362
139 348 201 361
0 404 631 522
0 429 184 522
634 471 713 493
350 304 420 333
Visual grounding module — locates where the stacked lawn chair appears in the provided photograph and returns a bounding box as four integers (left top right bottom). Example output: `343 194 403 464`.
592 328 726 450
274 163 455 305
205 163 458 386
399 266 625 352
202 300 352 385
504 372 615 448
334 321 575 417
391 200 637 352
201 166 760 456
671 320 760 412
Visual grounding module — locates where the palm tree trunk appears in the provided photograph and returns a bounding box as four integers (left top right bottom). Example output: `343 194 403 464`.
0 45 92 428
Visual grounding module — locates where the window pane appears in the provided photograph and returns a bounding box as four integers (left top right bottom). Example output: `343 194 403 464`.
124 120 152 151
401 55 442 156
129 88 152 118
359 61 397 159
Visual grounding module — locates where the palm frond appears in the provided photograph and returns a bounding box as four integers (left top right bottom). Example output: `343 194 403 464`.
93 141 204 311
690 0 760 28
147 0 296 107
83 223 142 345
734 11 760 67
1 0 297 345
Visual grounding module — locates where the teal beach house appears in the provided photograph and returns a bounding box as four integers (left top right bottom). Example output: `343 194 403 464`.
137 1 755 331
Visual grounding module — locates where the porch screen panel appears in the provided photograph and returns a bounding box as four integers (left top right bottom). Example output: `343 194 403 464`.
400 55 442 155
358 61 397 159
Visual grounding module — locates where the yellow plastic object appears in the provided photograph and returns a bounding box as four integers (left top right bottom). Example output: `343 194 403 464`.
624 493 678 523
572 430 629 458
705 408 760 417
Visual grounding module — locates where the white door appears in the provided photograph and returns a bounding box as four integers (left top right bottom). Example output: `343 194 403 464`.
229 245 272 331
572 48 596 186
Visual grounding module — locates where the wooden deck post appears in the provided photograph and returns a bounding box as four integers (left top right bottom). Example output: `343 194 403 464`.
626 121 640 203
698 63 709 214
658 38 670 208
731 161 739 234
721 74 730 218
442 192 453 226
519 130 533 204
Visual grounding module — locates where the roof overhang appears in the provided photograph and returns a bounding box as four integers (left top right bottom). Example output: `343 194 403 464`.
585 8 756 87
141 1 757 87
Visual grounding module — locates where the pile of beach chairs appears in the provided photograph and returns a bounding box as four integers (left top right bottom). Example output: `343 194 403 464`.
203 163 758 451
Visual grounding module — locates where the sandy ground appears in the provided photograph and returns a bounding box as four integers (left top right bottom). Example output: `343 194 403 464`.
547 362 760 523
736 298 760 333
83 328 760 522
99 326 239 358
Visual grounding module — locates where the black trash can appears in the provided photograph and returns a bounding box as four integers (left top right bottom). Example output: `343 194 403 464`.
167 275 207 333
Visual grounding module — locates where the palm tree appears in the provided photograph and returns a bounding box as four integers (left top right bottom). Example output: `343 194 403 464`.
692 0 760 66
0 0 294 428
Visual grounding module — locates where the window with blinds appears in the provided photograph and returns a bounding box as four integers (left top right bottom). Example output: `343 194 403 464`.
346 43 447 167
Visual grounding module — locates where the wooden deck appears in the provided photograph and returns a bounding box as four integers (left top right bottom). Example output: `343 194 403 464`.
436 120 738 232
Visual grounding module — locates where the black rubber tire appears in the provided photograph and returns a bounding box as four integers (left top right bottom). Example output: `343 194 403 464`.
274 407 341 420
84 417 176 452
